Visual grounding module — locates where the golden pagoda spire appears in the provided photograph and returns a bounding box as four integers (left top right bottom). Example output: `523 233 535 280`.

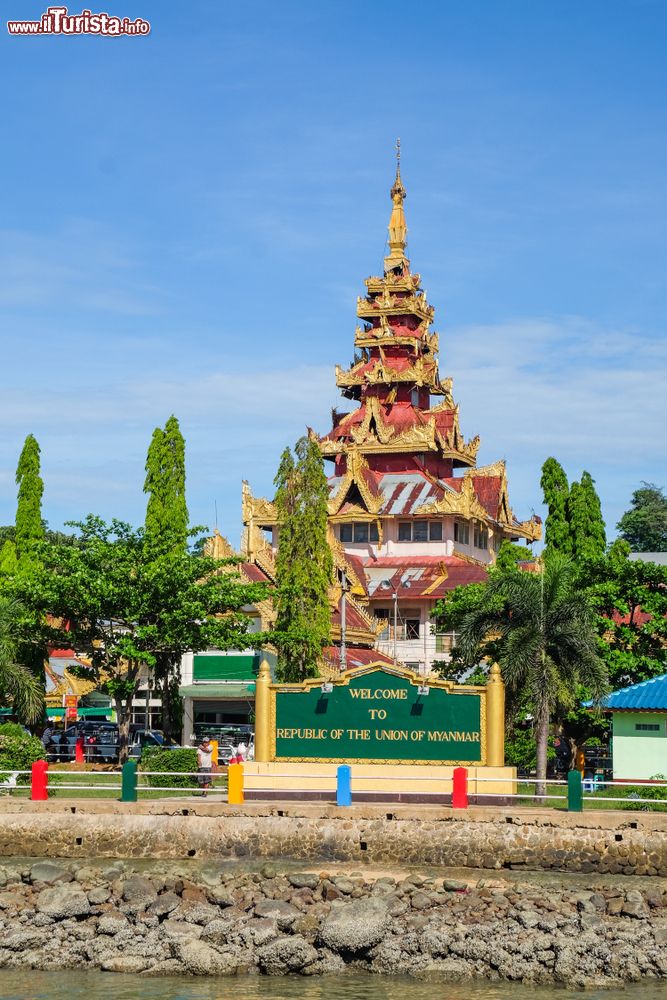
386 138 408 265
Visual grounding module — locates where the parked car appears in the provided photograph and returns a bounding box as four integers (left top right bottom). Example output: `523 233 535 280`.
129 730 180 758
58 722 120 763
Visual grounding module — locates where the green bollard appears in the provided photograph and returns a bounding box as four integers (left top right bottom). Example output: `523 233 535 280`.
121 760 138 803
567 769 583 812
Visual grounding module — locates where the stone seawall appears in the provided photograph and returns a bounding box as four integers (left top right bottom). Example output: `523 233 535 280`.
0 800 665 875
0 857 666 986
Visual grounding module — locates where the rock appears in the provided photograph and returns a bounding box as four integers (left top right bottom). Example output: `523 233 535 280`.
30 862 73 885
623 891 648 919
332 877 355 895
0 892 27 910
36 886 90 920
319 897 390 953
257 935 319 974
411 891 432 910
97 912 128 934
101 955 151 973
287 873 319 890
206 887 235 907
443 879 469 891
87 887 110 905
147 892 180 917
160 919 203 941
121 877 157 911
175 939 240 975
254 899 301 929
240 917 279 947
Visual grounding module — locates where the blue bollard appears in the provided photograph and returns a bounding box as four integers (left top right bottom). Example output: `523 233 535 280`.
336 764 352 807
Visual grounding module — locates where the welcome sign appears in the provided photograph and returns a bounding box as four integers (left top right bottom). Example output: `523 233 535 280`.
271 665 485 764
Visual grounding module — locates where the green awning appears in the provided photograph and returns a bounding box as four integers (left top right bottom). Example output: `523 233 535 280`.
179 683 256 699
193 653 260 682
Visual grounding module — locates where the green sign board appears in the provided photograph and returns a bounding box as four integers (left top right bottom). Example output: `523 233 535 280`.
272 666 484 764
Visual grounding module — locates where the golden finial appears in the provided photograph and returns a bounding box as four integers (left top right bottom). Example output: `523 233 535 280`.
387 137 407 262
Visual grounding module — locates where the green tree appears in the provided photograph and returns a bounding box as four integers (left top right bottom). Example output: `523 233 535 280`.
581 539 667 690
0 595 45 724
273 436 333 682
0 541 17 577
617 483 667 552
27 516 267 761
540 458 571 555
443 554 607 795
568 471 606 562
143 416 190 739
495 539 535 572
144 416 188 554
14 435 44 561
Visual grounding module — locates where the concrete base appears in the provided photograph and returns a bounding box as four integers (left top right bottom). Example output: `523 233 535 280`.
243 761 516 804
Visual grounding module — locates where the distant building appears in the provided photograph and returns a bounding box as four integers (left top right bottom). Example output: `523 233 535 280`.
605 675 667 780
629 552 667 566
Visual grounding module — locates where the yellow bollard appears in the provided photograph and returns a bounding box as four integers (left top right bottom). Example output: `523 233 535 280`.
210 739 218 766
228 762 244 804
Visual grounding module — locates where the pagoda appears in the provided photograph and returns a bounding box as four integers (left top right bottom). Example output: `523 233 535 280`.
242 147 541 674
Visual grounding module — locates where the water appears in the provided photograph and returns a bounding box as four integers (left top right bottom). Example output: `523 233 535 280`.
2 973 667 1000
1 972 667 999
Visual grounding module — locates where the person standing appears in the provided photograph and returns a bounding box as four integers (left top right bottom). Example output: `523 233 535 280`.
197 738 214 796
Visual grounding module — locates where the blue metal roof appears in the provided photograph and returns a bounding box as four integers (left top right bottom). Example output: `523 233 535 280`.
605 674 667 711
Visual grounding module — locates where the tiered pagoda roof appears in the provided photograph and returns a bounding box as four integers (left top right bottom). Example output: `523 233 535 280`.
308 144 541 544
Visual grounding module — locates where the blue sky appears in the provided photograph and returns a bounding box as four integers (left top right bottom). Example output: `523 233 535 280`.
1 0 665 546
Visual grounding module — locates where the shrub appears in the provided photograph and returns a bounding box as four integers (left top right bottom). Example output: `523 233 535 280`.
0 723 31 740
139 746 198 788
0 731 45 783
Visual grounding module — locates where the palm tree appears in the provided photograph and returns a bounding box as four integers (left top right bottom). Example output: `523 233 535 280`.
456 554 607 796
0 595 45 724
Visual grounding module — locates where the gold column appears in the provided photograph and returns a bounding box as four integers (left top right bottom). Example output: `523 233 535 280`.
485 662 505 767
254 655 272 763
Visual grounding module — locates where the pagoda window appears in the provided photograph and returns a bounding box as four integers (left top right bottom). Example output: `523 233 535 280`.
397 520 443 542
413 520 428 542
410 388 420 407
473 522 489 549
454 520 470 545
339 522 379 543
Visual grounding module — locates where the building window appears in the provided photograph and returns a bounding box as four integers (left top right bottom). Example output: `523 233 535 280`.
454 520 469 545
398 520 442 542
635 723 662 732
339 522 379 543
410 388 420 407
473 522 488 549
405 619 420 640
435 631 456 654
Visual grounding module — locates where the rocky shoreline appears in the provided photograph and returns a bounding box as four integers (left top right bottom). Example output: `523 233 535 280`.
0 860 666 987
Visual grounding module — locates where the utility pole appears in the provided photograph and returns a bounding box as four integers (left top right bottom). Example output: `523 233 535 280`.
393 591 398 665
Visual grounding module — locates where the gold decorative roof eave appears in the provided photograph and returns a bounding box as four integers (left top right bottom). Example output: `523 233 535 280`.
335 362 446 392
505 518 543 543
356 295 435 324
365 272 421 294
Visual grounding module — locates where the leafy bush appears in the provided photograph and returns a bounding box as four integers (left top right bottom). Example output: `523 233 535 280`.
0 723 31 739
139 746 198 788
622 774 667 811
0 731 45 783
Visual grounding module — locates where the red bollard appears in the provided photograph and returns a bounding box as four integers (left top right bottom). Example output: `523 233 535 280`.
31 760 48 801
75 738 84 764
452 766 468 809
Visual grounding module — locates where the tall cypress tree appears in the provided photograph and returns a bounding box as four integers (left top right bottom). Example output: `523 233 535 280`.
273 436 333 682
143 415 189 737
15 434 44 560
540 457 571 555
569 471 606 562
144 416 188 553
